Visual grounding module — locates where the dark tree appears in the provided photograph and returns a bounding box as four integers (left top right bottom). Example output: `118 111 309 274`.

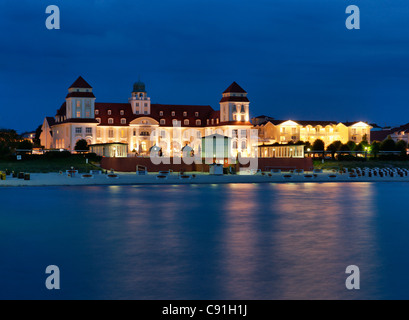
75 139 89 153
17 140 33 150
380 138 396 152
312 139 325 151
346 141 357 152
33 125 43 147
371 141 381 158
327 140 342 159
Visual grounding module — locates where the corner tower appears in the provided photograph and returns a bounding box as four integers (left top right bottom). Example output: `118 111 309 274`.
65 76 95 119
220 82 249 123
129 80 151 115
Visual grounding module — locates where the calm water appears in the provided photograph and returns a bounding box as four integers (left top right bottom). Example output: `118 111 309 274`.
1 182 409 300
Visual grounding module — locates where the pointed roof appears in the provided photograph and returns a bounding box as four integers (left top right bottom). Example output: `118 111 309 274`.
223 81 247 94
69 76 92 89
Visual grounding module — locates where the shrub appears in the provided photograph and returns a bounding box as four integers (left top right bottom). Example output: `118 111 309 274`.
85 153 102 162
44 151 72 159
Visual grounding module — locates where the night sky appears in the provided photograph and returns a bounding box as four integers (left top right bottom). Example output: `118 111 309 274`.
1 0 409 132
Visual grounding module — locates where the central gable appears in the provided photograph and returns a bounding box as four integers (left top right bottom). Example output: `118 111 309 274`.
130 117 159 126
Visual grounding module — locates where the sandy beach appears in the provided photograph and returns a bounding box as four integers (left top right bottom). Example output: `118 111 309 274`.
1 171 409 187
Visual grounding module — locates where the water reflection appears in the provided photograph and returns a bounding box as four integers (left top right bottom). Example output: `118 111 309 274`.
0 183 387 299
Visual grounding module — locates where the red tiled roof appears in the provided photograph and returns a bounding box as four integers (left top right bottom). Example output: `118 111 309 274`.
66 92 96 98
370 131 390 142
220 96 250 103
56 119 100 124
46 117 55 126
69 76 92 89
223 82 247 94
150 104 216 127
55 101 224 128
95 103 136 126
216 121 253 126
56 102 66 116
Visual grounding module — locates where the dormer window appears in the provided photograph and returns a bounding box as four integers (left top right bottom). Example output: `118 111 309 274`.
121 118 126 124
195 112 199 117
120 110 124 116
211 119 214 125
96 118 101 123
108 118 114 124
216 119 219 124
183 111 187 117
171 111 175 116
207 119 210 125
160 119 166 125
108 110 112 115
159 111 163 116
184 119 189 125
95 110 99 115
196 119 201 126
172 119 178 126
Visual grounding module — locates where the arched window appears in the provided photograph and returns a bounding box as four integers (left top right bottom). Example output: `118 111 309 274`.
96 118 101 123
160 119 166 125
108 118 114 124
184 119 189 125
196 119 201 126
121 118 126 124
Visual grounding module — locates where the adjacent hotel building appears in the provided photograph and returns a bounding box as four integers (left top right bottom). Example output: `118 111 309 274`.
40 76 372 157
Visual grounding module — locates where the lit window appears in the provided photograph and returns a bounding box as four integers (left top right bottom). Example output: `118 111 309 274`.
121 118 126 124
207 119 210 125
108 129 114 138
76 101 81 107
108 118 114 124
76 111 81 118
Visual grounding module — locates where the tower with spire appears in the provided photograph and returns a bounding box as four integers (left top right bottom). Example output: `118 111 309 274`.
129 80 151 115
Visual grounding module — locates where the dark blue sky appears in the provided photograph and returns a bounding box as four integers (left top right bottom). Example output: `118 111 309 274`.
1 0 409 132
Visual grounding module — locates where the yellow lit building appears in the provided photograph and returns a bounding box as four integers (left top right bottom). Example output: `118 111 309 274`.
254 119 372 146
